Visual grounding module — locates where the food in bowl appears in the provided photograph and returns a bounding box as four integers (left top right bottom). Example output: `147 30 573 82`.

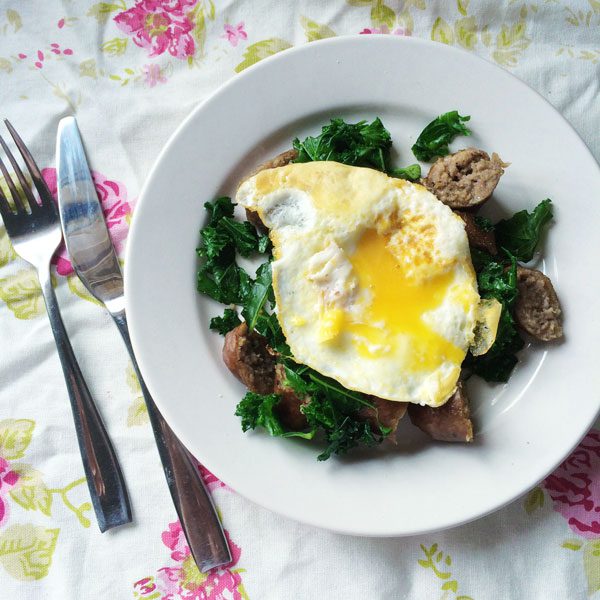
196 113 562 460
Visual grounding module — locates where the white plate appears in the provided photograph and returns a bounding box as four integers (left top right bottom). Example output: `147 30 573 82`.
126 36 600 536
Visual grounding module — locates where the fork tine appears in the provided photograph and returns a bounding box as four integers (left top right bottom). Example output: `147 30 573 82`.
0 154 26 213
4 120 54 208
0 134 39 213
0 178 11 221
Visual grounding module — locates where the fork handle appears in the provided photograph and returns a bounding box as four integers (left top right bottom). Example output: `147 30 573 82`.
110 308 231 573
38 269 132 532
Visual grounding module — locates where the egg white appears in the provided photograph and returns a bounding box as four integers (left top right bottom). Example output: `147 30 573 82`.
237 161 480 406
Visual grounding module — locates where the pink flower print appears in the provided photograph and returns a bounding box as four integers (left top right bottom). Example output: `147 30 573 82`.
58 18 65 29
156 567 181 596
114 0 197 59
18 53 27 59
41 168 133 277
63 48 73 56
0 457 19 527
544 429 600 538
197 462 229 493
221 22 247 47
161 521 190 562
133 577 158 596
161 521 241 568
359 26 410 36
135 521 246 599
35 49 44 69
142 63 167 87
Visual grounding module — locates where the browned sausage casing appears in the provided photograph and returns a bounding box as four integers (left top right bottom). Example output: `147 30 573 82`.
407 383 473 443
222 323 276 395
358 397 407 438
455 210 497 255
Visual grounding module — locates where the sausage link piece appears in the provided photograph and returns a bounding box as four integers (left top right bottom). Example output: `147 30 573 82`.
515 267 563 341
358 397 407 438
407 383 473 442
456 210 498 255
424 148 505 209
222 323 276 395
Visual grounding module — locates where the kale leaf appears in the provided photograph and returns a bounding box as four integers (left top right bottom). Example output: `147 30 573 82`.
196 197 270 307
411 111 471 161
469 248 496 272
241 261 274 331
477 258 519 307
465 256 524 382
293 117 392 172
235 392 285 436
495 199 553 262
317 418 381 461
209 308 242 335
233 356 390 461
389 163 422 182
218 217 264 257
283 363 390 460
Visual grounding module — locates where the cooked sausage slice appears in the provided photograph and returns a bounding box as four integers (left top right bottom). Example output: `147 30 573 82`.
359 397 407 437
424 148 505 209
223 323 276 395
456 210 497 255
407 383 473 442
255 148 298 172
515 267 563 341
244 149 298 231
273 363 309 430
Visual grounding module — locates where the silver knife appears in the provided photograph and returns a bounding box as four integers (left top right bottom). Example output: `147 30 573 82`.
56 116 232 572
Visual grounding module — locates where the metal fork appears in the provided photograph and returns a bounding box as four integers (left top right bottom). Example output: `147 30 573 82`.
0 120 131 532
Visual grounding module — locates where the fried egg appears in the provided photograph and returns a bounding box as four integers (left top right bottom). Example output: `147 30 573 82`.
237 161 481 407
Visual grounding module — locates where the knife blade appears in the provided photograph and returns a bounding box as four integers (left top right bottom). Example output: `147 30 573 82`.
56 116 232 572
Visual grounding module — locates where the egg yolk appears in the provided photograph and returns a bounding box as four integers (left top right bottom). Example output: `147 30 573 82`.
347 229 464 372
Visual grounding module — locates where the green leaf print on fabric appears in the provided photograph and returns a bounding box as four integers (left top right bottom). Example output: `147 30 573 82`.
101 37 128 56
584 540 600 595
457 0 470 16
431 17 455 44
429 3 531 67
300 16 336 42
188 2 216 58
455 16 478 49
6 9 22 32
560 537 600 595
87 1 127 24
0 226 17 267
524 486 545 514
8 467 91 527
0 419 34 460
235 39 293 72
418 543 474 600
0 525 59 581
8 464 52 516
0 269 45 320
371 1 396 29
562 539 584 551
126 363 149 427
79 58 99 79
67 273 102 306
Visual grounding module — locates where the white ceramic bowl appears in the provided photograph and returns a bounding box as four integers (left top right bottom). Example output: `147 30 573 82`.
126 36 600 536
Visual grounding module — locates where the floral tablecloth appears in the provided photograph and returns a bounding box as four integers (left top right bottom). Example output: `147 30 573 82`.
0 1 599 598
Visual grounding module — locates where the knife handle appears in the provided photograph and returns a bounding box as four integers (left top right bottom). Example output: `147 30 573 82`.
38 269 132 532
110 308 232 573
